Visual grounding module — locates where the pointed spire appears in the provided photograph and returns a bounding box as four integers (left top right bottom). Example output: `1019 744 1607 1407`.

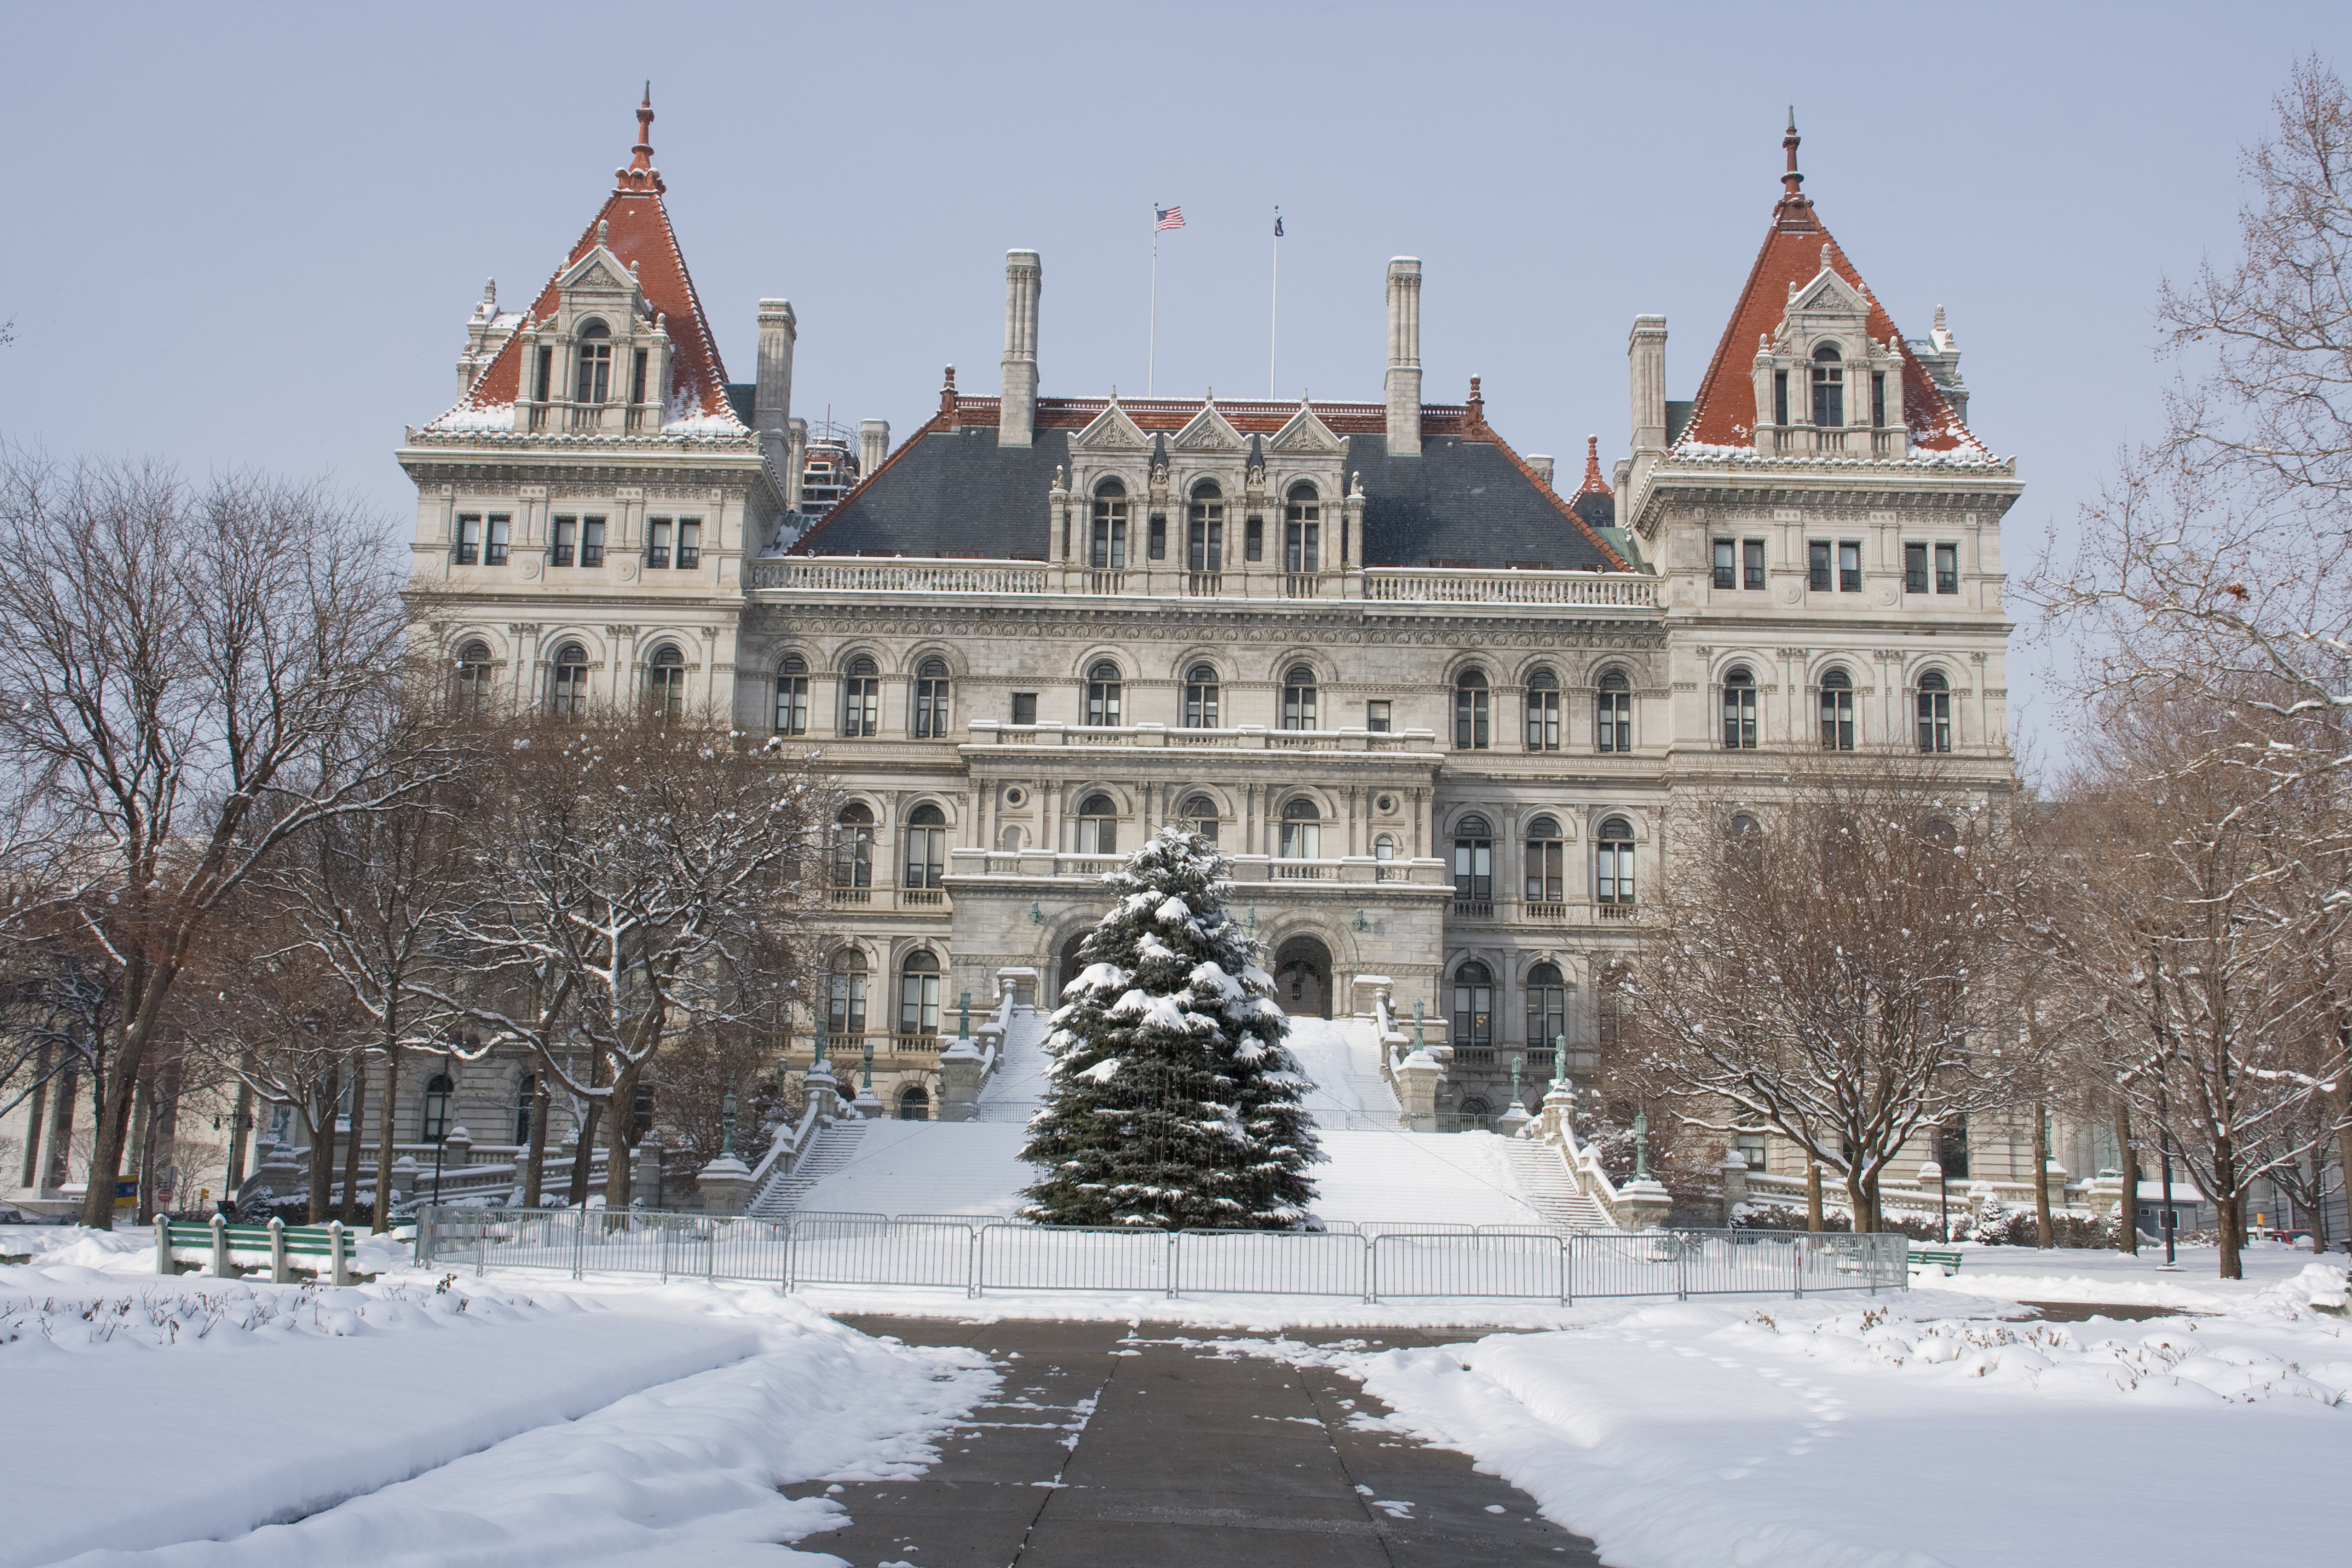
617 87 664 194
1463 374 1489 438
1775 108 1815 232
938 364 958 423
1576 435 1612 498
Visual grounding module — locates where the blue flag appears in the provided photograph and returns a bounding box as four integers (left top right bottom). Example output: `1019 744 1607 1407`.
1273 214 1284 237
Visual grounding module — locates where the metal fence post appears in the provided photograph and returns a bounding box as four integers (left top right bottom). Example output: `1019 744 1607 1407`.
572 1208 585 1280
1676 1234 1688 1301
969 1224 987 1300
1561 1235 1573 1307
1168 1230 1180 1299
1361 1233 1375 1304
1792 1234 1805 1298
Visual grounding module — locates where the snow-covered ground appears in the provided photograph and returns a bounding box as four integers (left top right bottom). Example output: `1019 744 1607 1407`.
1 1225 996 1566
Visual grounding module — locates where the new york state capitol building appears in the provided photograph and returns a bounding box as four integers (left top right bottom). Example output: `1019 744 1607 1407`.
399 100 2020 1158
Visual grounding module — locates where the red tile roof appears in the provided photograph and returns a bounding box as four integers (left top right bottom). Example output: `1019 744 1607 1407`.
1677 126 1976 454
433 94 737 431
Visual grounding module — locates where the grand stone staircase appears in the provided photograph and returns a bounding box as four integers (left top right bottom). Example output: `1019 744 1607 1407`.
1502 1137 1612 1231
972 1008 1052 1123
746 1119 869 1220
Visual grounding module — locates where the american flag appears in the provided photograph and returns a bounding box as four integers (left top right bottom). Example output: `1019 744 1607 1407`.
1155 205 1186 232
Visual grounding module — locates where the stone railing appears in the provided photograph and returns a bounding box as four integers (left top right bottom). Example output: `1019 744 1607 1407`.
950 850 1449 887
1362 569 1660 608
965 722 1440 753
746 558 1051 594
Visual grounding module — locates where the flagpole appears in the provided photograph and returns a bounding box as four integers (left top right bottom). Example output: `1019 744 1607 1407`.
1148 206 1158 397
1269 207 1280 399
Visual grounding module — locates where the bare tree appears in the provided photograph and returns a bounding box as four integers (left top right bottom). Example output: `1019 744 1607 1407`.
0 455 428 1227
419 714 828 1210
1624 755 2030 1234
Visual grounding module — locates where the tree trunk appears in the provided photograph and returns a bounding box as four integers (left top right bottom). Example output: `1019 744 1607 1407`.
1843 1169 1869 1236
44 1066 79 1195
18 1045 49 1189
569 1099 603 1209
341 1064 368 1226
130 1068 161 1225
2112 1093 2137 1255
522 1079 550 1209
2032 1100 2055 1249
1806 1159 1823 1231
371 1048 399 1231
224 1077 253 1201
604 1061 643 1211
307 1068 339 1224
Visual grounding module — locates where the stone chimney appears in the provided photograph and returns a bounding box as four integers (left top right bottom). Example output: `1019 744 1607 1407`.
785 417 808 512
1526 454 1555 490
1385 258 1423 457
999 250 1042 448
859 419 890 478
1626 314 1668 502
754 299 795 433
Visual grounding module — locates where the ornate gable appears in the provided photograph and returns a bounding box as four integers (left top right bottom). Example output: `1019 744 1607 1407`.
1070 399 1152 452
1171 400 1247 453
1267 401 1345 456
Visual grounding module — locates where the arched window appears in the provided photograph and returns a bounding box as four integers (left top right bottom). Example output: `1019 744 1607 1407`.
1181 794 1220 848
420 1073 453 1143
898 1085 931 1121
1596 815 1636 906
645 642 686 719
1811 341 1844 428
1281 664 1318 731
900 950 942 1037
1454 668 1491 750
1085 661 1122 728
1916 669 1952 753
833 803 874 889
775 654 809 735
1722 664 1758 750
1726 811 1763 873
1526 962 1566 1055
573 320 612 404
1524 814 1565 904
826 951 868 1040
1818 666 1855 751
1284 482 1321 573
1452 813 1493 901
912 658 951 740
840 655 880 737
1188 481 1225 572
1279 796 1321 859
1452 961 1494 1050
514 1073 535 1146
1526 667 1561 751
1091 479 1129 569
452 639 493 714
999 823 1025 852
547 641 589 716
1075 793 1118 855
904 803 947 891
1595 669 1632 753
1183 664 1219 729
1373 832 1397 863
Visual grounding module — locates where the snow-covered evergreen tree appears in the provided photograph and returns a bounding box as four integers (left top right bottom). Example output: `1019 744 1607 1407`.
1019 828 1321 1229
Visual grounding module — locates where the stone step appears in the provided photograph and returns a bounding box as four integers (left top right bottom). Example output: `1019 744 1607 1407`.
746 1120 869 1220
1501 1138 1613 1232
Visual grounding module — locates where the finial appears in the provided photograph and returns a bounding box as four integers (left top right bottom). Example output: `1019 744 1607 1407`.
1577 436 1612 498
598 220 609 245
1821 243 1832 273
484 278 497 306
617 88 664 194
939 364 958 424
1781 109 1804 201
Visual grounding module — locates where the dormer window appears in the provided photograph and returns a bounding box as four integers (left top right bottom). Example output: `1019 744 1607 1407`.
1285 483 1320 572
1810 343 1844 427
574 321 612 405
1091 480 1128 569
1188 482 1224 572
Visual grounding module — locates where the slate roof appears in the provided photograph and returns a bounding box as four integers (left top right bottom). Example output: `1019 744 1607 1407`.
426 94 739 431
792 391 1629 571
1678 123 1976 454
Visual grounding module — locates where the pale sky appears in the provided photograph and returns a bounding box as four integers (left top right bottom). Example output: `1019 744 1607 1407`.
2 1 2345 760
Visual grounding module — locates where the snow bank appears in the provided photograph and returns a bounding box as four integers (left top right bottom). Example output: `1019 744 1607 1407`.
1313 1129 1544 1226
48 1283 996 1567
790 1120 1039 1217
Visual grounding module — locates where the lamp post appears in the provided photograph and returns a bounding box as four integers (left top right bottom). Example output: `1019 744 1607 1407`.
2155 1080 2180 1272
430 1129 448 1207
719 1091 737 1160
1919 1159 1947 1244
958 990 972 1041
1633 1108 1650 1181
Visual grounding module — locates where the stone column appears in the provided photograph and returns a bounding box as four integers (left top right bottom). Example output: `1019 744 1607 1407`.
938 1039 985 1122
1396 1050 1441 1132
1720 1151 1751 1227
1615 1177 1671 1232
697 1154 754 1216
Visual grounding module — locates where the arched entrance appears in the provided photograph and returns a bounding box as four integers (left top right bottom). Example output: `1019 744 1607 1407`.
898 1085 930 1120
1272 935 1333 1019
1056 931 1088 1007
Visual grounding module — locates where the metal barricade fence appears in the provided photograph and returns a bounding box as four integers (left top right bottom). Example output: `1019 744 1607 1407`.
414 1208 1907 1302
1176 1229 1368 1299
788 1218 974 1290
1372 1231 1569 1301
977 1224 1174 1296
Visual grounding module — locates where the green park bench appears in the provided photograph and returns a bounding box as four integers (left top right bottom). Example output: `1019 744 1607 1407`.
154 1216 367 1285
1909 1247 1963 1276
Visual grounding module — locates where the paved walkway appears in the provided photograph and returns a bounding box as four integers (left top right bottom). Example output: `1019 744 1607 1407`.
791 1315 1602 1567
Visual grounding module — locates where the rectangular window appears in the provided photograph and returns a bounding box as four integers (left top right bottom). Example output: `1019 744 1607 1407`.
1870 371 1887 428
630 348 648 406
1188 518 1223 572
1091 515 1127 569
1742 538 1765 590
676 519 701 569
1010 692 1037 726
1838 540 1861 593
1286 521 1319 573
1905 541 1929 594
581 517 606 567
1935 542 1959 595
486 515 511 566
552 516 577 568
775 675 808 735
1711 538 1736 590
1365 700 1391 733
454 514 482 566
534 346 552 402
1808 539 1831 592
1148 514 1166 560
1774 370 1789 426
646 518 671 570
1244 516 1263 562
